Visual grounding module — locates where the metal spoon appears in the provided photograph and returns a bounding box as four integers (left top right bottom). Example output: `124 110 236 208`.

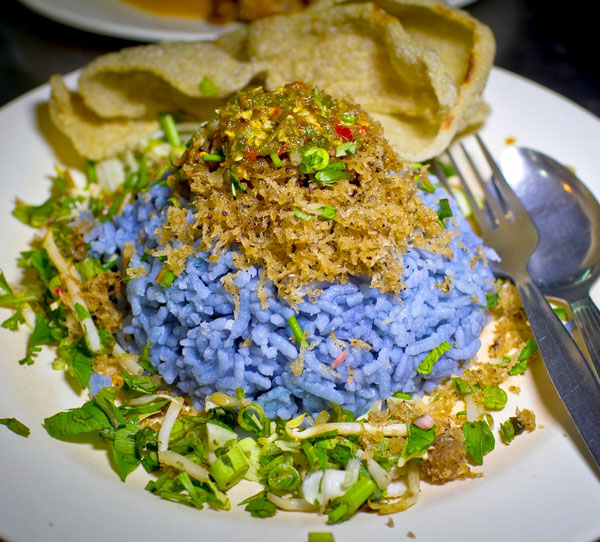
499 147 600 377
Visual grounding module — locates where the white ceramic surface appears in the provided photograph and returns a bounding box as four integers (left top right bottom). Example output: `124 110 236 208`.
0 67 599 542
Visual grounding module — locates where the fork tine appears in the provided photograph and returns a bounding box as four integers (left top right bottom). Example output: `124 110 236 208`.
443 147 489 229
458 140 505 223
431 159 452 193
474 134 525 214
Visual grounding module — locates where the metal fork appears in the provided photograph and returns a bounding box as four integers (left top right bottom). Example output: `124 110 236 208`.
433 134 600 471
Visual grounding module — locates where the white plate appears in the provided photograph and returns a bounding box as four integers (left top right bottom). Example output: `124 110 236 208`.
18 0 477 42
18 0 239 42
0 68 599 542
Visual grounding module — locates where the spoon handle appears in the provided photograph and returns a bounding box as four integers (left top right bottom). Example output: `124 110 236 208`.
570 296 600 380
515 274 600 470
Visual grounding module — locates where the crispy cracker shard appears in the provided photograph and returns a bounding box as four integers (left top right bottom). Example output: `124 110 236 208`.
48 0 494 163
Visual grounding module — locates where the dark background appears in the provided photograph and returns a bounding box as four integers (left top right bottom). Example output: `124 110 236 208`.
1 0 598 117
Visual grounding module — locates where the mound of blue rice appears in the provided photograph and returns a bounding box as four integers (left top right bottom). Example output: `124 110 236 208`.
86 183 496 419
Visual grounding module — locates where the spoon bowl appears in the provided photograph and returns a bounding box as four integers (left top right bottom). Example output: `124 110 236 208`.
500 146 600 375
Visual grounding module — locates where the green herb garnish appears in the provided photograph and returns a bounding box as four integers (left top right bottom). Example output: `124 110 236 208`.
437 198 453 228
293 207 313 221
483 385 508 410
0 417 30 437
198 75 220 97
509 338 538 376
417 342 451 375
553 307 568 321
335 141 358 157
452 377 473 394
402 423 436 459
463 420 495 465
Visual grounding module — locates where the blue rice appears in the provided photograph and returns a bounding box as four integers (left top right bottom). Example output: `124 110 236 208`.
85 183 496 419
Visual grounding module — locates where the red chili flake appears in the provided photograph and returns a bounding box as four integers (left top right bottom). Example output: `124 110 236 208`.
335 123 354 142
278 145 286 156
272 107 280 117
332 351 348 368
53 288 64 297
244 149 258 162
357 125 368 136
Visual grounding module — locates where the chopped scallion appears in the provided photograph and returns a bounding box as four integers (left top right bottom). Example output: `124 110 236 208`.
437 198 453 228
293 207 313 221
317 206 337 220
270 153 283 168
160 114 181 148
202 152 225 163
288 316 309 348
417 342 451 375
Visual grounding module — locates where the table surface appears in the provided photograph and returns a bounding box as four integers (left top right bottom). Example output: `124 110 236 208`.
2 0 599 117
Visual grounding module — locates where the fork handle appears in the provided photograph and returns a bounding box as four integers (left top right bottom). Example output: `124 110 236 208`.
569 296 600 380
515 275 600 470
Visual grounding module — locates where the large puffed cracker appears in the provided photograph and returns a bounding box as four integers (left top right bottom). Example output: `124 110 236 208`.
302 0 496 160
48 75 159 161
78 41 265 119
245 3 457 122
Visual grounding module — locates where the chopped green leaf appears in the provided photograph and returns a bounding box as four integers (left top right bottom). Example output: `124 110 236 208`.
314 166 350 186
499 416 525 444
463 420 495 465
74 302 92 322
437 198 453 228
240 491 278 518
335 141 358 157
417 342 451 375
393 392 411 400
452 377 473 394
483 385 508 410
499 419 515 443
341 113 356 123
309 533 335 542
0 270 38 331
122 372 162 395
44 399 112 439
485 292 499 308
20 312 55 365
0 417 30 437
509 338 538 376
401 423 436 459
58 341 94 389
13 197 54 228
198 75 220 97
317 206 337 220
553 307 568 321
112 421 143 481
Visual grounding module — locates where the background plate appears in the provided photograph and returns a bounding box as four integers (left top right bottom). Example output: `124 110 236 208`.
18 0 239 42
0 67 599 542
19 0 478 42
